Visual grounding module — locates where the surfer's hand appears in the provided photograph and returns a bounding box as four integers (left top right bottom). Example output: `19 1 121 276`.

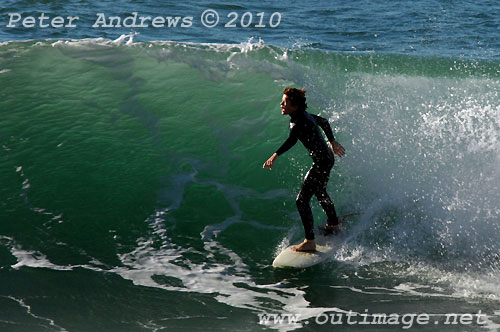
330 141 345 157
263 153 277 170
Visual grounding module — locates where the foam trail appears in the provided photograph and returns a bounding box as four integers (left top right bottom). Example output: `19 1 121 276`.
2 296 68 332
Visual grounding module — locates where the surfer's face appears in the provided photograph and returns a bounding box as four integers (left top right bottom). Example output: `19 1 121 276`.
281 94 297 115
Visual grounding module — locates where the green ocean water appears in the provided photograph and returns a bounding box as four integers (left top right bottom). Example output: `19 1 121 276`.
1 39 500 331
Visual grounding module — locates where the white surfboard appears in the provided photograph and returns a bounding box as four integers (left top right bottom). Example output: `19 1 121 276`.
272 234 341 268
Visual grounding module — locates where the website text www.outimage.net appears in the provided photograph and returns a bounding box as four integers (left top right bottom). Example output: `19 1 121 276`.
258 310 492 329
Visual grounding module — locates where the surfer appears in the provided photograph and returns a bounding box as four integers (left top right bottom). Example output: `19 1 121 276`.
263 88 345 252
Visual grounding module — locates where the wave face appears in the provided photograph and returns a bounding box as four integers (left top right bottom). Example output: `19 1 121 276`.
0 38 499 331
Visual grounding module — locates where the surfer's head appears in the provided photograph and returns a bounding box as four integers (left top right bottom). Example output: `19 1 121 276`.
281 88 307 115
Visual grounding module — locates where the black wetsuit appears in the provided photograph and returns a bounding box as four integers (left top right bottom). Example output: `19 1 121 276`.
275 109 339 240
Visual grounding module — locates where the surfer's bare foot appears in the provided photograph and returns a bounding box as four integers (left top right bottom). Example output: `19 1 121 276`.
291 239 316 252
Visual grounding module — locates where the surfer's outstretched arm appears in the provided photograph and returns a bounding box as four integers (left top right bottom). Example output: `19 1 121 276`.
275 129 299 156
263 125 299 170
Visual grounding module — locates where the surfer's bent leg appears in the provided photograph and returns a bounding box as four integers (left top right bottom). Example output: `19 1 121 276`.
314 161 340 226
296 165 320 240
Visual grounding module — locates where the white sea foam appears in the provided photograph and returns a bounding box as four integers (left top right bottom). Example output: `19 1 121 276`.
111 233 347 331
1 295 68 331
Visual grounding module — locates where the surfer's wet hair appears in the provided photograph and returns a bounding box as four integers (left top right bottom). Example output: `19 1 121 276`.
284 87 307 111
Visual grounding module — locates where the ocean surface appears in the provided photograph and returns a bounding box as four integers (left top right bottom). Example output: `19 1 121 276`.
1 1 500 331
